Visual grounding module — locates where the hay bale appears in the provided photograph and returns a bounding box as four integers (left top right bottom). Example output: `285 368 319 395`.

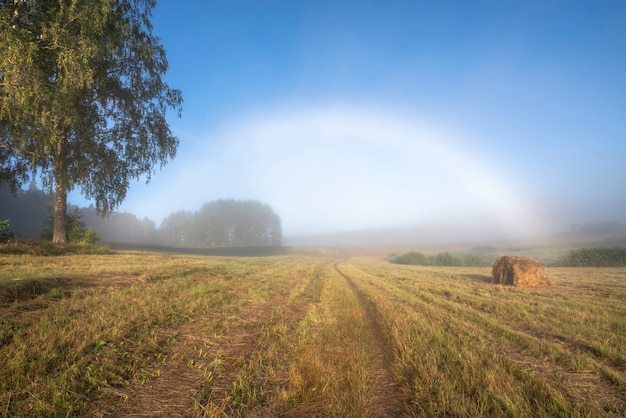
491 256 549 287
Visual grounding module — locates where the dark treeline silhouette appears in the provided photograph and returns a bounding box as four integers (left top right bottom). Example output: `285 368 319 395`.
1 184 158 244
1 185 282 247
0 183 49 237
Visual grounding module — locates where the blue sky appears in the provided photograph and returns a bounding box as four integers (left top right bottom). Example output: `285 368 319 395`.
72 0 626 239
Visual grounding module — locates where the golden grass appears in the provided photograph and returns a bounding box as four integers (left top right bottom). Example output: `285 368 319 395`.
1 250 625 416
339 259 626 415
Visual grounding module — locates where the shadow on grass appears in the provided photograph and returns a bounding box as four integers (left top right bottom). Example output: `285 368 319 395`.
464 274 493 284
107 242 290 257
0 276 92 304
1 244 290 305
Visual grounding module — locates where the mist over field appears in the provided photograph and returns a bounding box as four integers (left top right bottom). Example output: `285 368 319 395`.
91 104 624 245
52 1 626 244
3 2 626 415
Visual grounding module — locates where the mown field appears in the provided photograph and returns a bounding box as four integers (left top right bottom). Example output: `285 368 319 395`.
1 248 625 416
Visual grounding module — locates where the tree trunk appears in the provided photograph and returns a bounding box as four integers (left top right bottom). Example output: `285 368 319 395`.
52 136 68 244
52 178 67 244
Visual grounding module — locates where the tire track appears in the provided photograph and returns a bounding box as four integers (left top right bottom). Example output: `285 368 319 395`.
333 261 402 417
346 263 626 414
104 261 295 416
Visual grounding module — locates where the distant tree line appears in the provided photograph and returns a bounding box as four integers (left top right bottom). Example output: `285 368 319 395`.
0 183 49 237
0 185 282 247
391 246 626 268
159 199 282 247
0 184 156 244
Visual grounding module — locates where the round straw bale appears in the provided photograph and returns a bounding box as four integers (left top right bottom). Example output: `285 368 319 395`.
491 256 549 287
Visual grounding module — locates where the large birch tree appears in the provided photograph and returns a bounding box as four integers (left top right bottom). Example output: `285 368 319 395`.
0 0 182 243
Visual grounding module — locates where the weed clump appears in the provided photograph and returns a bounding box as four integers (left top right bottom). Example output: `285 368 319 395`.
0 219 15 243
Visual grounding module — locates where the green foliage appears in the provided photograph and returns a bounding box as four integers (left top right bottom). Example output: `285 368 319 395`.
555 247 626 267
67 211 99 244
0 219 15 243
462 254 488 267
390 250 490 267
0 0 182 242
42 208 100 244
429 252 463 266
390 251 428 265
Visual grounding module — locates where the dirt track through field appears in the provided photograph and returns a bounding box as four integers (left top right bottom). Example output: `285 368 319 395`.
107 259 323 417
333 261 402 417
106 263 288 416
4 252 626 416
106 259 407 417
36 255 622 417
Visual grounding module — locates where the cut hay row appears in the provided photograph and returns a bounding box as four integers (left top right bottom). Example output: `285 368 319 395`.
1 251 625 416
337 259 626 414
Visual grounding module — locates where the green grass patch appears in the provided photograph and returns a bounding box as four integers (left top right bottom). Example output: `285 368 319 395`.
0 239 109 256
554 246 626 267
390 250 488 267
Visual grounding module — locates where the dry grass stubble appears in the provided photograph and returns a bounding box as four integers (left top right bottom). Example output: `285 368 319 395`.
2 251 625 416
